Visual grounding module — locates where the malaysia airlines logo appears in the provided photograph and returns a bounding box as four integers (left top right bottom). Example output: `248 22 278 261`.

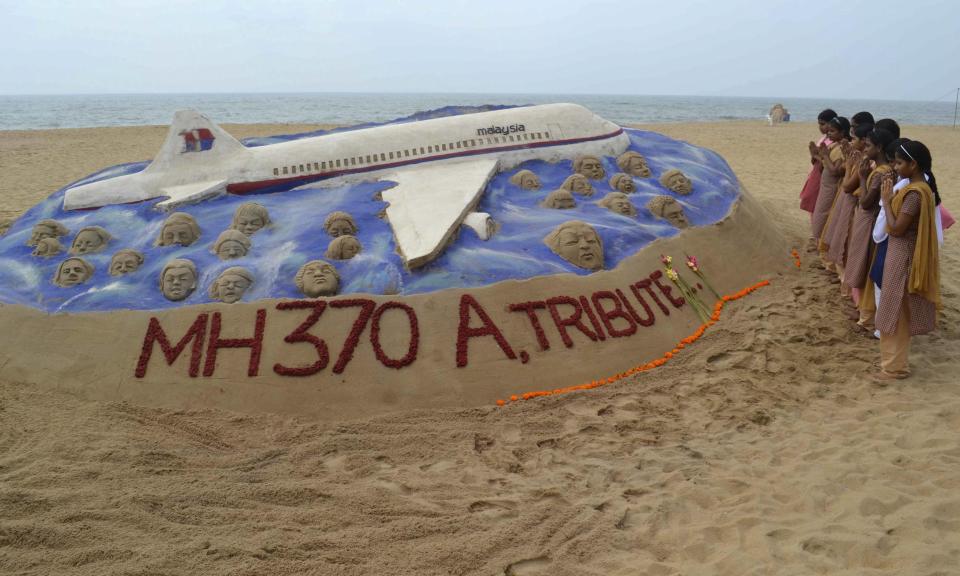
179 128 216 153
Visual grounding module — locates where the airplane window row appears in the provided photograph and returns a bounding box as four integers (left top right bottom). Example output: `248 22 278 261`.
272 131 552 177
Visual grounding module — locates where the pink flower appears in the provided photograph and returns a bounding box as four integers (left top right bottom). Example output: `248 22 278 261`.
685 254 699 272
660 254 673 266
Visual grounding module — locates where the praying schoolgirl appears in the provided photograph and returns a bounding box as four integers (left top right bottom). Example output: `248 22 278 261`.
810 116 850 269
823 121 874 299
800 108 838 250
847 128 895 329
872 140 940 380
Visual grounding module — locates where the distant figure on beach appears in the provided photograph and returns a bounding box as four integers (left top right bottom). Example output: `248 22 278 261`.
768 103 789 124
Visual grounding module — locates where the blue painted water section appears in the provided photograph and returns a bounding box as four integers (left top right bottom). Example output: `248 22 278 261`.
0 109 739 313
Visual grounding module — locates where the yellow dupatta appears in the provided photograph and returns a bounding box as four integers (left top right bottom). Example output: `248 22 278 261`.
888 181 940 308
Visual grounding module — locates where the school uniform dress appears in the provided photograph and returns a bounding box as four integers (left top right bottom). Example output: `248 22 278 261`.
811 144 843 244
875 184 940 374
846 166 890 290
824 177 859 267
800 136 830 214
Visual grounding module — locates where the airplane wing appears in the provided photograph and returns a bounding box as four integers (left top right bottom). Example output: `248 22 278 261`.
154 179 227 210
381 158 499 269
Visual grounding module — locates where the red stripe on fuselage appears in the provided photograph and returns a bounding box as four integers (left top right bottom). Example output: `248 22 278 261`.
225 127 625 195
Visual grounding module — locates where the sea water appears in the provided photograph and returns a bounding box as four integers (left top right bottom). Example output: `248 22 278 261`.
0 93 956 130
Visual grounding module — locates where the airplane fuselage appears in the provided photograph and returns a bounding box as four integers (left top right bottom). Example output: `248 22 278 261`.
63 103 629 211
233 103 627 194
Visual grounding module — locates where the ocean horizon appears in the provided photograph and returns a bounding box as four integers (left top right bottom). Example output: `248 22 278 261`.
0 92 956 131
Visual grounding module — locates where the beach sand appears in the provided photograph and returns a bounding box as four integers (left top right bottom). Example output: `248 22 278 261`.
1 121 958 575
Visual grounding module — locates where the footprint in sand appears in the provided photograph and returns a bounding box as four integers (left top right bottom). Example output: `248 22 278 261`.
504 556 551 575
468 499 518 519
705 350 752 371
858 495 911 517
474 434 495 453
924 501 960 533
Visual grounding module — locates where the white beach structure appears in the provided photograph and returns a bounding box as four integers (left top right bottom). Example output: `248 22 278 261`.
63 103 629 268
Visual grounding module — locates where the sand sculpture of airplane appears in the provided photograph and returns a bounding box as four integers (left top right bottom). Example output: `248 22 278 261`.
63 103 630 268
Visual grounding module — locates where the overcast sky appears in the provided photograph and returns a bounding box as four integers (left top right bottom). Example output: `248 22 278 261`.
2 0 958 101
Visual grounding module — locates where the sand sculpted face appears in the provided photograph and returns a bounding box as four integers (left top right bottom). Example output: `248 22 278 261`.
32 237 63 258
609 173 637 194
231 202 271 236
574 155 605 180
509 169 541 190
324 211 358 238
212 229 251 260
296 260 340 297
647 195 690 229
209 267 254 304
660 169 693 195
53 257 94 288
616 151 651 178
156 213 201 247
325 235 362 260
70 226 112 255
109 249 144 276
560 174 594 197
545 221 603 271
598 192 637 217
160 259 198 301
27 219 69 247
541 189 577 210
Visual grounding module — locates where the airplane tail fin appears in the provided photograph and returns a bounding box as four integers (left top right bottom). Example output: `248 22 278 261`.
147 110 248 173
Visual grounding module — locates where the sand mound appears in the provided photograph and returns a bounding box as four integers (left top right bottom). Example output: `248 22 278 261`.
2 120 957 574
